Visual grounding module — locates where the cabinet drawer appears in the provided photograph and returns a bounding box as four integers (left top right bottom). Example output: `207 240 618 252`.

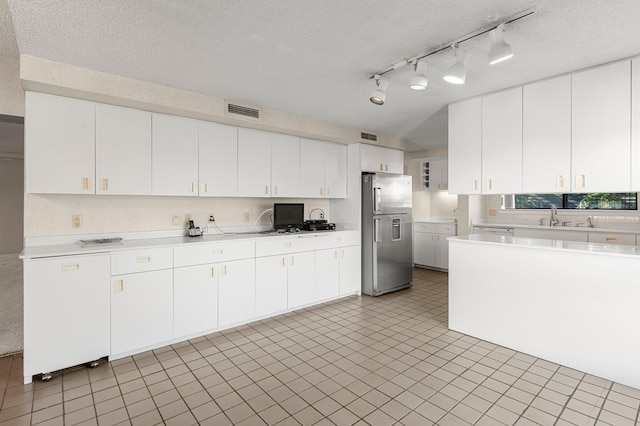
256 236 319 257
174 240 255 267
311 231 360 250
414 223 457 235
588 233 636 246
111 248 173 275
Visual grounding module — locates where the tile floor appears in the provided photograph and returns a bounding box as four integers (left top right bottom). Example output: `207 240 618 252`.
1 268 640 426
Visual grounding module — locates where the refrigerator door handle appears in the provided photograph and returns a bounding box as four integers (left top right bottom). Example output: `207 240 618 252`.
374 218 381 242
374 187 381 212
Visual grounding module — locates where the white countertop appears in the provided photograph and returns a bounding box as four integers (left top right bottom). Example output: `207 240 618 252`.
450 234 640 257
21 229 356 260
414 217 457 224
472 222 639 235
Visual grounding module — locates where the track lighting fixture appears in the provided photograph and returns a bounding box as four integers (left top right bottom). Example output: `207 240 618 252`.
488 24 514 65
370 76 387 105
409 60 428 90
443 46 467 85
366 6 535 104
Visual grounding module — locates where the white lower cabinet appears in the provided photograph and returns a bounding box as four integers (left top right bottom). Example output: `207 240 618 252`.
218 259 256 327
23 254 110 384
338 245 361 295
173 264 218 339
513 228 588 242
111 269 173 356
316 245 361 299
413 223 456 270
287 252 316 308
588 233 636 245
255 256 288 316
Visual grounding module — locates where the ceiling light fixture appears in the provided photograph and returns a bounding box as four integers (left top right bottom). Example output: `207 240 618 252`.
488 24 514 65
443 45 468 85
367 6 536 103
370 75 388 105
409 60 428 90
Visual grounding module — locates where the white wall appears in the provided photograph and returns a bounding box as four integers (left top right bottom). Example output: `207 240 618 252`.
0 158 24 253
0 57 24 117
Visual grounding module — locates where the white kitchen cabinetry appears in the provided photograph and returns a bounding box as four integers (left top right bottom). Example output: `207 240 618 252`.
238 128 272 197
316 244 360 299
324 143 348 198
360 144 404 174
482 87 523 194
271 133 300 197
522 75 572 193
285 252 315 308
23 254 110 384
110 248 174 356
152 114 199 196
198 122 238 196
95 104 152 195
300 138 326 197
631 58 640 190
448 97 482 194
421 159 448 191
338 245 361 295
25 92 96 194
572 60 631 192
513 228 588 242
413 222 457 270
256 251 315 311
587 232 636 246
218 259 256 327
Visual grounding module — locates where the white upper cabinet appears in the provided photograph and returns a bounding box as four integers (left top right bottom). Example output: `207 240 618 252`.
522 75 572 193
448 97 482 194
25 92 96 194
271 134 300 197
299 138 326 197
152 114 199 196
631 58 640 190
360 144 404 174
572 60 631 192
324 142 347 198
96 105 152 195
198 122 238 196
238 128 272 197
482 87 523 194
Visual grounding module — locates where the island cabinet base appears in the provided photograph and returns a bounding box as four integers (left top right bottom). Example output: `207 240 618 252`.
449 237 640 390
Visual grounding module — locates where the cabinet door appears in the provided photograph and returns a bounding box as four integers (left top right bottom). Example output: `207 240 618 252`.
429 160 446 191
199 122 238 196
174 264 218 338
287 252 315 309
360 144 403 173
111 269 173 355
482 87 523 194
218 258 256 327
448 97 482 194
339 245 361 296
572 60 631 192
238 129 271 197
299 138 325 197
255 256 288 316
513 228 588 242
434 236 449 270
271 134 300 197
315 249 340 301
95 104 152 195
325 143 347 198
152 114 199 196
413 232 435 266
23 254 110 380
25 92 95 194
522 75 572 193
587 233 636 246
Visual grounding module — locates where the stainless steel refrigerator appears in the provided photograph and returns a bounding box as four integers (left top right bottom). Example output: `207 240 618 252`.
361 172 413 296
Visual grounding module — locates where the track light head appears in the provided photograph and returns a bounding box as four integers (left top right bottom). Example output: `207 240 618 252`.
370 76 388 105
409 60 428 90
443 47 467 85
488 24 513 65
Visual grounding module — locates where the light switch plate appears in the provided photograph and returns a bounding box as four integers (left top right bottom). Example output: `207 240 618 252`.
72 215 82 228
172 214 180 225
243 212 250 222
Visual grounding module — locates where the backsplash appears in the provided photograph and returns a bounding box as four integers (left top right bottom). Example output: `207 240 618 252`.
24 194 330 238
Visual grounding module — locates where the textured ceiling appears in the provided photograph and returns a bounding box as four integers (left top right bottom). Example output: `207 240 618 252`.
5 1 640 151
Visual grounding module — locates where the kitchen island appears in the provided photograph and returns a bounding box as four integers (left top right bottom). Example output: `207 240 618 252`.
449 234 640 390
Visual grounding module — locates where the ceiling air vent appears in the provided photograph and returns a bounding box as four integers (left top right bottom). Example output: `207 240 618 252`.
226 102 261 120
360 131 378 142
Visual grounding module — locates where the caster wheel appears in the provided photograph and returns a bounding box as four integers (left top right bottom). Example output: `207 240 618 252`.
41 373 52 382
88 360 100 368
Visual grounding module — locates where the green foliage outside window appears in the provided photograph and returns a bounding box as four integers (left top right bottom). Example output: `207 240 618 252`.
514 193 637 210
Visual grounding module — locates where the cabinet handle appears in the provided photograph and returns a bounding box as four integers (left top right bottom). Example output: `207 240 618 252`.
385 164 389 172
380 163 384 171
290 256 294 266
62 263 79 271
274 185 278 195
114 280 124 292
340 249 345 258
556 175 565 189
210 267 216 278
326 188 330 197
281 258 285 267
485 179 493 191
100 178 109 191
82 177 91 190
136 256 151 263
283 242 291 248
191 182 196 193
212 249 223 255
334 250 338 259
320 187 323 196
202 183 208 193
575 174 586 188
606 237 617 243
472 179 478 191
222 265 227 276
443 227 449 231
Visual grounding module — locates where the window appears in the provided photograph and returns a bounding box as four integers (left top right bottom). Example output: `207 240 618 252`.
512 193 637 210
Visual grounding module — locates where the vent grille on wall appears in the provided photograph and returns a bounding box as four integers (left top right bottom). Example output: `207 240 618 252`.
226 102 261 119
360 132 378 142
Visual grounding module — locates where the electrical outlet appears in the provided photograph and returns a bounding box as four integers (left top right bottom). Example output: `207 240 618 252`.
72 215 82 228
185 214 192 225
172 214 180 225
209 214 215 222
243 212 250 222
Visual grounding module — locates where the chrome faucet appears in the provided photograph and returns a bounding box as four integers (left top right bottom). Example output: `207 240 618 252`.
587 216 594 228
549 206 560 226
